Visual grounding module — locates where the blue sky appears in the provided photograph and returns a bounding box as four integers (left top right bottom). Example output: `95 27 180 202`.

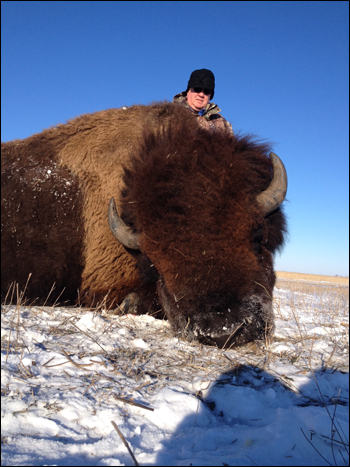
1 1 349 276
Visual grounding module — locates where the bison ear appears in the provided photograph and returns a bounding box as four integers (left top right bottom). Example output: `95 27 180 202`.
108 198 141 250
256 152 287 216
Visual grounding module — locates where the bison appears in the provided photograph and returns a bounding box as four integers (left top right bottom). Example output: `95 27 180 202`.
1 102 287 347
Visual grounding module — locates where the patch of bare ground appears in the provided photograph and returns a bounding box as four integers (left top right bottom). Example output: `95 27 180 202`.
276 271 349 285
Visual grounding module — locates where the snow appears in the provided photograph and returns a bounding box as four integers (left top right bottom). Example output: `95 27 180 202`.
1 280 349 466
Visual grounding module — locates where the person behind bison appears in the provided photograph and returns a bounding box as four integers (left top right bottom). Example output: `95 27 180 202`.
173 68 233 134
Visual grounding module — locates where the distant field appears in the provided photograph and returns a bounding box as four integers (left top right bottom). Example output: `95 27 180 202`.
276 271 349 285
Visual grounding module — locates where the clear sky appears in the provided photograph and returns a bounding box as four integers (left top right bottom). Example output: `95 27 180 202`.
1 1 349 276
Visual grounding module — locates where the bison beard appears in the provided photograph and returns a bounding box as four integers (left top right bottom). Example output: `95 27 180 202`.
1 102 287 348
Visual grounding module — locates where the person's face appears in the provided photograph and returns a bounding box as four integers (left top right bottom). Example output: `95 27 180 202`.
187 87 211 111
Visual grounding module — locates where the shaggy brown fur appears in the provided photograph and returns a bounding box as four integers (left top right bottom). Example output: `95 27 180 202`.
120 110 287 346
2 104 176 305
1 102 287 347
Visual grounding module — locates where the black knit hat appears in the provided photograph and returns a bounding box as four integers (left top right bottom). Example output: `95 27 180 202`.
186 69 215 99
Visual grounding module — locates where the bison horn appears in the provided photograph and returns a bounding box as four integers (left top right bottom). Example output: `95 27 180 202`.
108 198 141 250
257 152 287 216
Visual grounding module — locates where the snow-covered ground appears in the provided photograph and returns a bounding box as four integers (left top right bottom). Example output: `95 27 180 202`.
1 279 349 466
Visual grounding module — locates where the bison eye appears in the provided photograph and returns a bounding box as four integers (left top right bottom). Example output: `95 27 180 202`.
252 226 264 254
137 255 159 284
253 226 264 243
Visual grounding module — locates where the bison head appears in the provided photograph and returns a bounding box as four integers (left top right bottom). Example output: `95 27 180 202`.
109 111 287 348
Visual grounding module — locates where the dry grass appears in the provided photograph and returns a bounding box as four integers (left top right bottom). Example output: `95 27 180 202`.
274 273 349 373
276 271 349 285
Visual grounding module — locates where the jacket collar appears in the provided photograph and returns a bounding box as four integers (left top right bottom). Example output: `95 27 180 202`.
173 92 221 121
